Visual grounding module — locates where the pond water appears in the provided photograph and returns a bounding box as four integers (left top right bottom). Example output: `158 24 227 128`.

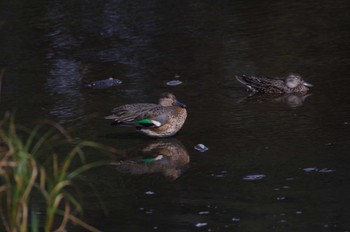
1 0 350 231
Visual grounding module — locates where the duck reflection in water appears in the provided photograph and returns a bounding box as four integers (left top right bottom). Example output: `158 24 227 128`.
237 92 312 108
111 139 189 180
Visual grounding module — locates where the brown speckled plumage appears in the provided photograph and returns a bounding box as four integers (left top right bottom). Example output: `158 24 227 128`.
105 93 187 138
235 73 313 94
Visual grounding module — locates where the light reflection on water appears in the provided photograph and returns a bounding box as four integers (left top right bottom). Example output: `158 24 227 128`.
46 58 85 122
1 0 350 231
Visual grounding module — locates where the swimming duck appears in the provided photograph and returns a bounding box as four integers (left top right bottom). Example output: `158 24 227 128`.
105 93 187 138
235 73 313 94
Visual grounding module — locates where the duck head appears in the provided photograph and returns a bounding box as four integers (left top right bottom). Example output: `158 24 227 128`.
285 73 313 89
159 92 187 108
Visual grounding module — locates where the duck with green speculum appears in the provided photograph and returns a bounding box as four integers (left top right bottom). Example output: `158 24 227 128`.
105 93 187 138
235 73 313 94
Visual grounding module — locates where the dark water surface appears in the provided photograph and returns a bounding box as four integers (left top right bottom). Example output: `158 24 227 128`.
1 0 350 231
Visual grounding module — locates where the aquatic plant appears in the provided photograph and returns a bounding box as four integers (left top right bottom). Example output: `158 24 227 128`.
0 113 111 232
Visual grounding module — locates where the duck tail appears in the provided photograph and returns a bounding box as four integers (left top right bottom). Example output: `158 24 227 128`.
105 114 117 120
235 75 249 85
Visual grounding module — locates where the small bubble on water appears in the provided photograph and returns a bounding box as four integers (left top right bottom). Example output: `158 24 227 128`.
145 191 155 195
243 174 266 181
277 196 286 201
296 211 302 214
195 222 208 228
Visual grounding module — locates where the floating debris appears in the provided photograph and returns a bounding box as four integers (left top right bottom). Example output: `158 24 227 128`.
211 170 228 178
194 144 208 152
166 80 182 86
198 211 210 215
85 77 122 89
215 174 225 178
140 207 153 214
318 168 336 173
232 218 240 222
276 196 286 201
195 222 208 228
145 191 155 195
145 209 153 214
296 211 302 215
243 174 266 181
303 167 318 173
303 167 336 173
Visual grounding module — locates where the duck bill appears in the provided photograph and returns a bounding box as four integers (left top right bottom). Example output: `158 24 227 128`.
173 100 187 108
303 82 313 87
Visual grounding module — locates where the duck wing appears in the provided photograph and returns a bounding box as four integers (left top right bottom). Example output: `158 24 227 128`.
235 75 284 93
134 106 174 128
105 103 172 128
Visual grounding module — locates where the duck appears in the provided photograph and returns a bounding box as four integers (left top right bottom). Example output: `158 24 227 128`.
235 73 313 94
105 93 187 138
